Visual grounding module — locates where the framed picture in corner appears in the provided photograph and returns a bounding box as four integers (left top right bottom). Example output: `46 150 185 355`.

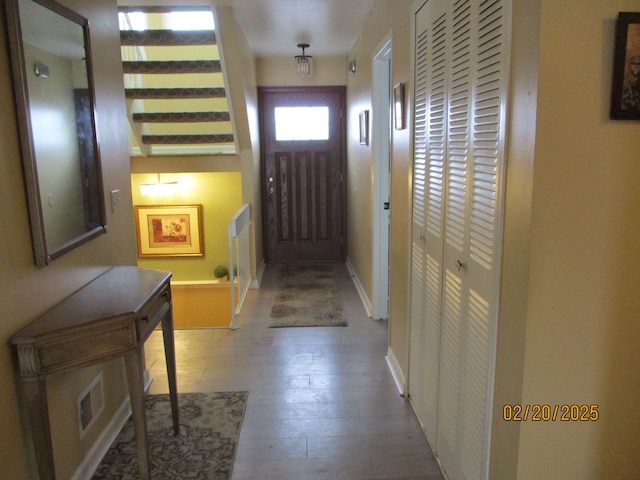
134 204 204 257
610 12 640 120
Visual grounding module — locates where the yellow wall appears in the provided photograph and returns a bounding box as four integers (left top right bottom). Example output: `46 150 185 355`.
172 282 237 328
0 0 135 477
131 172 243 281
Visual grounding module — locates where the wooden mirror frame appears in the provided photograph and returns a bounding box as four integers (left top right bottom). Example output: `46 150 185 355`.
4 0 106 267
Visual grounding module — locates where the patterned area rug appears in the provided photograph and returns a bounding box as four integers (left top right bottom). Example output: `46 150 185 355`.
269 264 347 327
92 391 248 480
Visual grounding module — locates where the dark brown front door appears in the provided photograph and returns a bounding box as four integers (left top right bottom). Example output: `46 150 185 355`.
259 87 346 263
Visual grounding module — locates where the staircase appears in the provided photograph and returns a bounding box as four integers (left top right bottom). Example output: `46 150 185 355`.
118 6 236 156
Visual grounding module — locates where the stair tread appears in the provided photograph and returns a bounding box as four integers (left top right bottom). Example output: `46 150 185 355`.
132 111 231 123
125 87 227 100
142 134 234 145
123 60 221 74
121 30 216 46
125 87 226 99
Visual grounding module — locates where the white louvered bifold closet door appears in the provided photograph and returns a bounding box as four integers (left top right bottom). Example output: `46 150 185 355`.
408 1 510 479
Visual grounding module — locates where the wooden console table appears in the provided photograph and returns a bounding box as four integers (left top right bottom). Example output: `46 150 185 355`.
10 266 179 480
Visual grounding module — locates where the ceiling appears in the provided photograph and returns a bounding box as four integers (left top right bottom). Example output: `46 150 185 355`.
121 0 377 57
213 0 377 57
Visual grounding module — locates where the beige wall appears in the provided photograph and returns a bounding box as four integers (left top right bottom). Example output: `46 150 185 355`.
257 56 347 86
514 0 640 477
346 0 414 377
0 0 136 478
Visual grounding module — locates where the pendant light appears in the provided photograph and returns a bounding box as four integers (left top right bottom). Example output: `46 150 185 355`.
295 43 312 78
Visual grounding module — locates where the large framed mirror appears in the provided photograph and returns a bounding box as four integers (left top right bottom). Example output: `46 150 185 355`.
4 0 106 267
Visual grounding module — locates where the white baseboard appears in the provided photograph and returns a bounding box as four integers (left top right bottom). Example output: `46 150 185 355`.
385 347 406 396
250 259 265 289
345 257 372 317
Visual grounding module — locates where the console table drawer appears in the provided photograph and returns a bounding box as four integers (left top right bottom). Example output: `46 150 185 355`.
137 285 171 341
21 322 137 378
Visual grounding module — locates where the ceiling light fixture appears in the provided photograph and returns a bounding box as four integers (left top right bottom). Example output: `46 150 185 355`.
295 43 312 78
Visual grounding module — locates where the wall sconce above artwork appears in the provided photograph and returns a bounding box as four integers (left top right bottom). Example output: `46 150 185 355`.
140 173 179 196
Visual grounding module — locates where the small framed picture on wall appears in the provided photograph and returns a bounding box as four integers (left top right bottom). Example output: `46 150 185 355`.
610 12 640 120
359 110 369 145
394 83 405 129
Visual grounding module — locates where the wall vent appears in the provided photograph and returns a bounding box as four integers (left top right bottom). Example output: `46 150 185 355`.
77 371 105 439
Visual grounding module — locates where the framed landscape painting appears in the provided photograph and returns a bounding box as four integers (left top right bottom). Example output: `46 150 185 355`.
135 205 203 257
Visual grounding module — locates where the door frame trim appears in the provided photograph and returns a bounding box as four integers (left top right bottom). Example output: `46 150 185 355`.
372 35 392 320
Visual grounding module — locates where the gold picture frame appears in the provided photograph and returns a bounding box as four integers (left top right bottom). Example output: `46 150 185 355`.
134 205 204 257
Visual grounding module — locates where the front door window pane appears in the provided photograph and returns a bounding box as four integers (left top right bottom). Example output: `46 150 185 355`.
275 106 329 141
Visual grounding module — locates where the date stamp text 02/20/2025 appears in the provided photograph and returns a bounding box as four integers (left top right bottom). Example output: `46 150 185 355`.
503 404 599 422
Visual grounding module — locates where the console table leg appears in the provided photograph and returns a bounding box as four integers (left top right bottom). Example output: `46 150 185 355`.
125 351 150 480
161 311 180 434
20 378 56 479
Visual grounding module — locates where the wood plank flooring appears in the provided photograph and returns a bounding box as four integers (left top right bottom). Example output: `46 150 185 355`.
144 263 444 480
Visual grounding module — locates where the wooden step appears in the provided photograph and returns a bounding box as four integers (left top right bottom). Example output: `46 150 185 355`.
142 134 234 145
120 30 216 47
132 111 231 123
125 87 226 100
123 60 221 74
